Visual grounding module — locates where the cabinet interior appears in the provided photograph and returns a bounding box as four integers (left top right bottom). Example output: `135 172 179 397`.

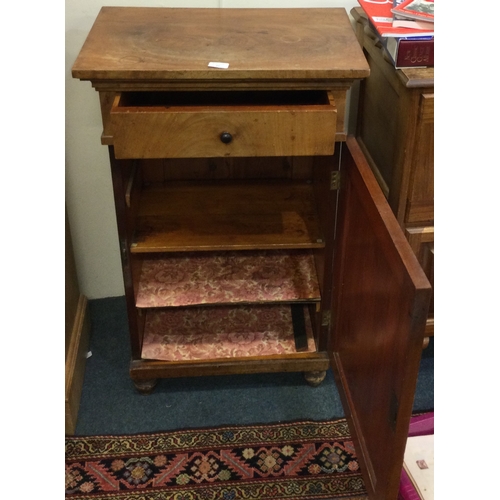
121 152 338 364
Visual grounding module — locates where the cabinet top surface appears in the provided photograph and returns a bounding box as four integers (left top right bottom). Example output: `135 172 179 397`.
72 7 369 83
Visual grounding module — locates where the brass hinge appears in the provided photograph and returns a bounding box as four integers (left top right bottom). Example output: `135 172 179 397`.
330 171 341 190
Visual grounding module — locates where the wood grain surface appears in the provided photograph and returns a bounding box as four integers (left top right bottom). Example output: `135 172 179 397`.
72 7 369 82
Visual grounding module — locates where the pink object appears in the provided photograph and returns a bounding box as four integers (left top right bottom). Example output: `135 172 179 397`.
399 468 422 500
408 412 434 437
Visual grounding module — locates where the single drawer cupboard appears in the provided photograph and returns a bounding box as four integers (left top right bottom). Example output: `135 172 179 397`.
72 8 431 499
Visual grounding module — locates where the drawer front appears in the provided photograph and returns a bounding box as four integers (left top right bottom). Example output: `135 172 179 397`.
110 91 337 159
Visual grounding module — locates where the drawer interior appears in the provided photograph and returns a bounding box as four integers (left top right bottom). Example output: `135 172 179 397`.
117 90 333 108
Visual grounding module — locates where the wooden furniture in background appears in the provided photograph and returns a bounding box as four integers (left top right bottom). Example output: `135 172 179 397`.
65 208 90 434
352 7 434 344
72 8 431 498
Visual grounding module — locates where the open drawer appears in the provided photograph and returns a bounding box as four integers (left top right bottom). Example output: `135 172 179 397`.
110 90 337 159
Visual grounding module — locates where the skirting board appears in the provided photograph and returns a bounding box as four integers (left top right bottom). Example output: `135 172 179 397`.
65 294 91 435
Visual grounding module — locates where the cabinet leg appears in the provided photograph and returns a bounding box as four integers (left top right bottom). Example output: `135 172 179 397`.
133 378 158 394
304 370 327 387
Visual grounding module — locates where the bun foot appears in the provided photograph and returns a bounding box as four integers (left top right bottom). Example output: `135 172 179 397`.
304 370 327 387
133 378 158 394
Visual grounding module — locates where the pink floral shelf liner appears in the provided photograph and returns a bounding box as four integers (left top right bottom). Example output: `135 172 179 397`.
141 304 316 361
136 250 321 308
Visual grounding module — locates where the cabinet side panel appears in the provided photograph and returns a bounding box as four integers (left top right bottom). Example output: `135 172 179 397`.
405 93 434 224
357 52 401 201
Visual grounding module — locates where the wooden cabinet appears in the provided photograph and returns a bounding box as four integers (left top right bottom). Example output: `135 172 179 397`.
72 8 431 499
352 7 434 341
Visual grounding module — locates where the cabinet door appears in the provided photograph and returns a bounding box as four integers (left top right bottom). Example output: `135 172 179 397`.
330 137 431 500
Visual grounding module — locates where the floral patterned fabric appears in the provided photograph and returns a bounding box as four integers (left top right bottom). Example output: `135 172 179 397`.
141 305 316 361
136 250 321 308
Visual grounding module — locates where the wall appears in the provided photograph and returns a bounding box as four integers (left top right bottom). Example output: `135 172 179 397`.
65 0 359 299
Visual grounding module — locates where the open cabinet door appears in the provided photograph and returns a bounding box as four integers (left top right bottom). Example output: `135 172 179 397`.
330 137 432 500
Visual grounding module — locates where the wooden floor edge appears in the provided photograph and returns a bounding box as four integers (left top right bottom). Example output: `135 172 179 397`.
65 295 91 434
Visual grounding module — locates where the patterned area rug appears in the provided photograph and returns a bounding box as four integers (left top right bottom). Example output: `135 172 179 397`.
66 419 367 500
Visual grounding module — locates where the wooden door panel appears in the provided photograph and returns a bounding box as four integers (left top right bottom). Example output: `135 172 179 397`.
331 137 431 500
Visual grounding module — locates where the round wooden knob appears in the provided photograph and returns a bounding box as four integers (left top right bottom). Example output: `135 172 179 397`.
220 132 233 144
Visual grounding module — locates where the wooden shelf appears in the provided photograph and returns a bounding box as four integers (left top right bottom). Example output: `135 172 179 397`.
131 180 324 252
141 304 316 362
136 250 321 308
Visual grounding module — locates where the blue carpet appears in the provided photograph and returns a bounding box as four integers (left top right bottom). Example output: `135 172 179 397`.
74 296 434 435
